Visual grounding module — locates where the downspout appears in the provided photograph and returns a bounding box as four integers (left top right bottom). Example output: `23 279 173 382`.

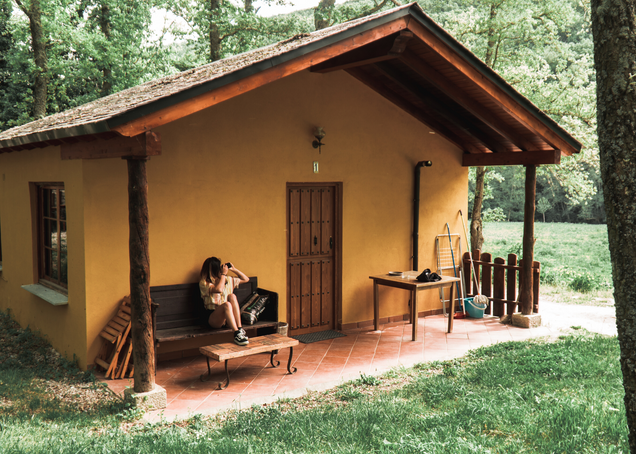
413 160 432 271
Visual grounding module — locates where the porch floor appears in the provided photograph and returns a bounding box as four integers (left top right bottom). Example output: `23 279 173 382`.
99 302 617 423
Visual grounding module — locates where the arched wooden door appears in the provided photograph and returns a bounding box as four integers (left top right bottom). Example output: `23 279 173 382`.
287 183 341 335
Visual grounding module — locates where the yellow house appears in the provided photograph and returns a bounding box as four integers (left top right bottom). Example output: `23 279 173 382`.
0 3 580 371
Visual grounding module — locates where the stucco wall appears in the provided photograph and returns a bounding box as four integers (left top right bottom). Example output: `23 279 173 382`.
0 148 87 365
0 67 468 368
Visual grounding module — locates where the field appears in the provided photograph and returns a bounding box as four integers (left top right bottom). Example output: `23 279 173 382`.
482 222 614 305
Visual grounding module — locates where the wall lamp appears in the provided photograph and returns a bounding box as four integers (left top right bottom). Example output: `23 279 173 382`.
312 127 326 153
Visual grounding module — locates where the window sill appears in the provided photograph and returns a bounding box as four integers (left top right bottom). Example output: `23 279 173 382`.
21 284 68 306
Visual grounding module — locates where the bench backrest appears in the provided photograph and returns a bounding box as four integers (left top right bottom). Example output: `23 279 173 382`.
150 277 277 331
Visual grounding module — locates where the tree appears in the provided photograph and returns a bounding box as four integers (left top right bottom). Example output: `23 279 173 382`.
418 0 599 234
13 0 48 119
591 1 636 450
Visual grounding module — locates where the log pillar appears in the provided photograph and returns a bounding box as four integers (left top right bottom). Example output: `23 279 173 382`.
521 164 537 315
127 156 155 393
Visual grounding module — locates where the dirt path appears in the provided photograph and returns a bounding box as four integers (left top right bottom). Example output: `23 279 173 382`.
539 297 617 336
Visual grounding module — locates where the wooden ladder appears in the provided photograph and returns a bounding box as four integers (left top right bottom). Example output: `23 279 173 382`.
95 296 134 379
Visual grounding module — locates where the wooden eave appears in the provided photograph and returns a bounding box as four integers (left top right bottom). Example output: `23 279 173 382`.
0 3 581 165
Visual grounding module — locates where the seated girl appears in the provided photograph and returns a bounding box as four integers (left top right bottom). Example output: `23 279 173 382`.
199 257 250 346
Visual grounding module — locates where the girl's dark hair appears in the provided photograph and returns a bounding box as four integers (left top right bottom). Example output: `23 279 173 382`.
200 257 222 282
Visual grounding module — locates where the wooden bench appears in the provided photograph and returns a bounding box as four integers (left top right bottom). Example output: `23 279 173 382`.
150 277 279 366
199 334 299 389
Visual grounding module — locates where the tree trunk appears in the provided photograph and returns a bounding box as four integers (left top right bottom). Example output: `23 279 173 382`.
23 0 48 119
521 164 536 315
470 166 486 252
591 2 636 450
127 157 155 394
314 0 335 30
99 2 112 97
209 0 222 62
244 0 253 13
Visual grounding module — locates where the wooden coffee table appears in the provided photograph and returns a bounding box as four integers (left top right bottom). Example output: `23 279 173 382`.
199 333 299 389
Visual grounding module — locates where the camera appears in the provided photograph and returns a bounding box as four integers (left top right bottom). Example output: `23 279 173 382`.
225 262 232 269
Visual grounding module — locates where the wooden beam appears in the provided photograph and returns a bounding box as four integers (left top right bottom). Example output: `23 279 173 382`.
407 20 580 156
400 50 536 152
462 149 561 166
346 67 480 153
127 157 155 393
374 61 510 153
61 131 161 160
521 164 536 315
113 18 410 137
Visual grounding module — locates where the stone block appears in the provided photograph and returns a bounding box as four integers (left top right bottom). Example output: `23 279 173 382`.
124 384 167 410
511 313 542 329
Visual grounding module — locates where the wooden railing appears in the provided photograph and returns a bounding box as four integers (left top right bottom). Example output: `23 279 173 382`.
462 250 541 316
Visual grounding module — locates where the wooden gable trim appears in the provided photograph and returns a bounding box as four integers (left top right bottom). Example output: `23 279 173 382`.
61 131 161 160
462 149 561 167
346 66 480 154
407 20 579 156
112 18 410 138
310 31 413 73
399 50 534 152
374 61 509 153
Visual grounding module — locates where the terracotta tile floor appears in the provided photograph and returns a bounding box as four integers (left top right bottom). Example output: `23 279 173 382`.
100 312 569 422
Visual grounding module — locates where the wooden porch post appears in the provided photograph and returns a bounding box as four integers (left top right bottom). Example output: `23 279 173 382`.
127 156 155 393
521 164 537 315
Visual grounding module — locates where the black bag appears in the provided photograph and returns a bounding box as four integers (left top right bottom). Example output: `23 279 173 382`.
416 268 442 282
241 294 270 325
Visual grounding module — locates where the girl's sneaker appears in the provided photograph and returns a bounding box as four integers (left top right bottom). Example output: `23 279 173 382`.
234 329 249 346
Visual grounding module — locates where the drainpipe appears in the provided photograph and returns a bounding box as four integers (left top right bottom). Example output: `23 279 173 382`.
413 160 432 271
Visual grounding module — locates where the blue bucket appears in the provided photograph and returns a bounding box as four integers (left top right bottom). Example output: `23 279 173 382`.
465 297 487 319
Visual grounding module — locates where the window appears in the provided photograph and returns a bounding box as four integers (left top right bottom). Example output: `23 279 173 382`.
38 184 67 290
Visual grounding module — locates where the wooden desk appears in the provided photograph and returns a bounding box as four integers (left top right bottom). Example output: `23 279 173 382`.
370 273 460 341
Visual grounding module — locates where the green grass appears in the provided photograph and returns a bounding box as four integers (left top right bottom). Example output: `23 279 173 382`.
482 222 614 304
0 309 628 453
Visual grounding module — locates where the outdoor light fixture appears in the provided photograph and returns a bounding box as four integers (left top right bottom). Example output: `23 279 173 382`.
312 127 326 153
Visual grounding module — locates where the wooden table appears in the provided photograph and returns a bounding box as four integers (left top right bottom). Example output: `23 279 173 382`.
370 272 461 341
199 334 299 389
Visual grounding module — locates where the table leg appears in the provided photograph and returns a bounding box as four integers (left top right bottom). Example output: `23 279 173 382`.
412 287 418 341
287 347 297 374
373 281 379 331
447 283 455 333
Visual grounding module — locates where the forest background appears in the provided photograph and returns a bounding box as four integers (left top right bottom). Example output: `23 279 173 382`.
0 0 601 227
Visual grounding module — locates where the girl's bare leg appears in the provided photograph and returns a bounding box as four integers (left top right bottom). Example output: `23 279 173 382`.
227 294 243 329
208 302 238 331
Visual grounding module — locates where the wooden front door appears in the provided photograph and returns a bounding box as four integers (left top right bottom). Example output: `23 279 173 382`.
287 183 339 335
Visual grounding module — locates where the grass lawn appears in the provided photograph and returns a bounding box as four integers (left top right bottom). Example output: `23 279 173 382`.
483 222 614 306
0 314 628 452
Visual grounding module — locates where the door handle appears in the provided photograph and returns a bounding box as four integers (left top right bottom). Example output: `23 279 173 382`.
313 236 318 246
330 236 333 249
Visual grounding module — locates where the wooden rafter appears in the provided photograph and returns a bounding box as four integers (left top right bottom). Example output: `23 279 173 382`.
462 149 561 167
61 131 161 160
112 18 410 137
374 61 510 153
310 32 413 73
407 20 578 156
346 66 480 153
399 50 535 152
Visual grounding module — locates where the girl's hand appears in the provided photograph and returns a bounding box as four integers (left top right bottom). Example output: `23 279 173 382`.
221 263 229 275
226 262 234 271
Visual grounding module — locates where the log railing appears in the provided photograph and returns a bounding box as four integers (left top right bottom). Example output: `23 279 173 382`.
462 250 540 316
